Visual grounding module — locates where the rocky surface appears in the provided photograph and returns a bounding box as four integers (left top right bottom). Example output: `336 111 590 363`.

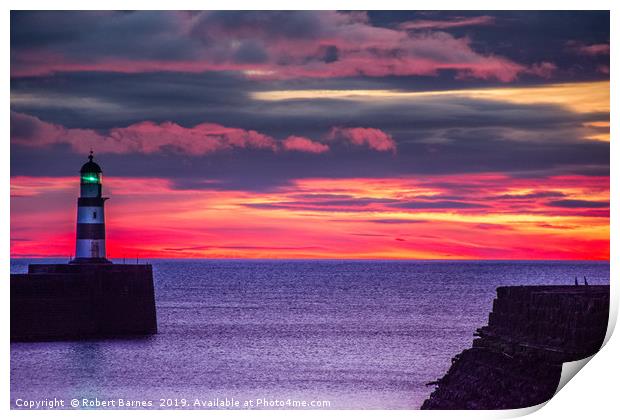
421 285 609 409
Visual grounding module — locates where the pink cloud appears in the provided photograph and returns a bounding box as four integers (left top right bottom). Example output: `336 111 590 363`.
108 121 277 154
12 112 402 156
11 111 278 155
282 136 329 153
398 15 495 30
566 41 610 56
328 127 396 153
11 11 532 82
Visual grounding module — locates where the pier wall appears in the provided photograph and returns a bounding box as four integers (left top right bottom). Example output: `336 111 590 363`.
11 264 158 341
421 285 609 409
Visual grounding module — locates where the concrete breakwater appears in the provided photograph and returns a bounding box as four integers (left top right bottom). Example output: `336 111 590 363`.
11 263 158 341
422 285 609 410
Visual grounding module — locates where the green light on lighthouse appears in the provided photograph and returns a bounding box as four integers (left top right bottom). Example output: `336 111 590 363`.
81 173 101 184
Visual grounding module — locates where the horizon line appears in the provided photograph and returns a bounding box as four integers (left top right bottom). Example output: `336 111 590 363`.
9 256 611 263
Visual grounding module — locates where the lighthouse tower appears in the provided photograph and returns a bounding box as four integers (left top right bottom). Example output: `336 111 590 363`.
70 151 111 264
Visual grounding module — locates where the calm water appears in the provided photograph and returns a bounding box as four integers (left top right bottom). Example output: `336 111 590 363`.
10 259 610 409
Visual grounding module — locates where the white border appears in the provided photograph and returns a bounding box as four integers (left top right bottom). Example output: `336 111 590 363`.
4 2 617 420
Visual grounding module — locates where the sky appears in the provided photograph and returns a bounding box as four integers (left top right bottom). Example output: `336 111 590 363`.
10 11 610 260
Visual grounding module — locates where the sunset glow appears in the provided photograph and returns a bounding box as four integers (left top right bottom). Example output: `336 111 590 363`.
11 173 609 260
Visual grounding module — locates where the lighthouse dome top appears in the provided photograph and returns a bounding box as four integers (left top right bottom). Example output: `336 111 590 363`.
80 151 102 173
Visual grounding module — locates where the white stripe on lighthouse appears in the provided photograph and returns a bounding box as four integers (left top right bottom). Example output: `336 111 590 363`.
76 239 106 259
77 206 105 224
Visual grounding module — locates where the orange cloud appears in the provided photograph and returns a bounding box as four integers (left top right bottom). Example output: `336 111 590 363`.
252 81 610 115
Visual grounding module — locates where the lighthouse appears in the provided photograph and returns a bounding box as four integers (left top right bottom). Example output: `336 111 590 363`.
11 151 158 341
70 151 111 264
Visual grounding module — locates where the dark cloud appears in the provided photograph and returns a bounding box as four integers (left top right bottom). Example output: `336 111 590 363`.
242 203 374 212
291 193 353 200
298 198 398 206
536 223 576 230
369 11 609 82
11 11 610 82
12 11 200 62
496 191 566 199
10 71 254 129
190 11 326 42
547 199 609 208
9 11 610 194
11 11 103 48
233 40 269 64
390 201 489 209
10 111 39 139
322 45 340 63
242 196 400 212
9 69 606 133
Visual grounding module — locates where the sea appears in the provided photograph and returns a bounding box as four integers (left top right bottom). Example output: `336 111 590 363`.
10 259 610 410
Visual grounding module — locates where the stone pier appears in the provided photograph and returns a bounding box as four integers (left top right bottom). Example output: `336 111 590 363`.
422 285 609 409
11 263 158 341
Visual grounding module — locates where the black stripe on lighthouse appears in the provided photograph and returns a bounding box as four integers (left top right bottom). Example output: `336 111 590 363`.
76 223 106 239
78 197 106 206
